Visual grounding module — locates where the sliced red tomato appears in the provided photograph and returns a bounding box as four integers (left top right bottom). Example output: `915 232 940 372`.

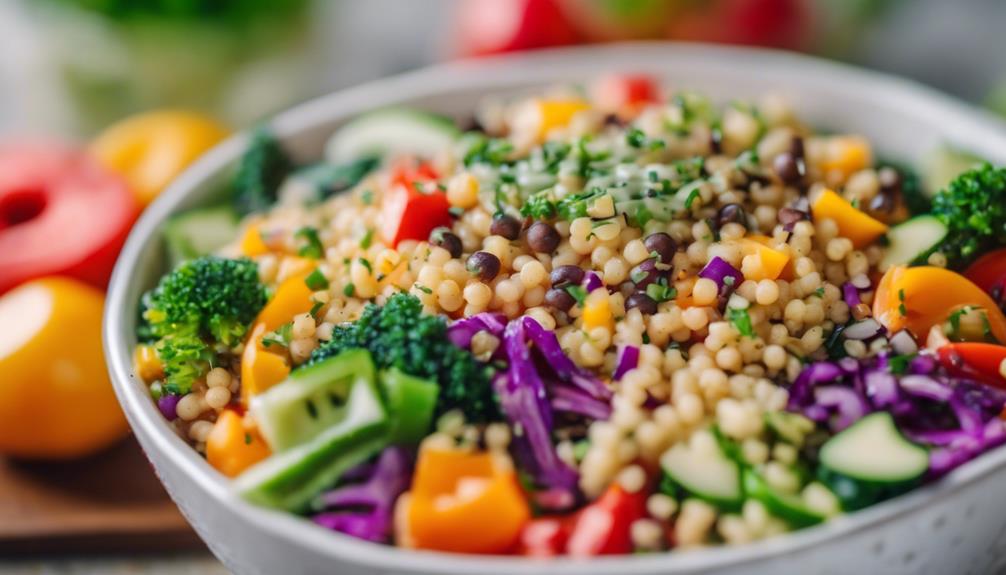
380 161 451 248
938 342 1006 389
565 484 647 557
0 142 139 294
965 248 1006 300
456 0 580 57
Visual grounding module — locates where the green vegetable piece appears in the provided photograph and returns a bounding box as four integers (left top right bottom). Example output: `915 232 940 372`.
743 469 835 528
380 368 439 445
931 162 1006 269
162 205 240 266
659 430 743 511
234 126 292 216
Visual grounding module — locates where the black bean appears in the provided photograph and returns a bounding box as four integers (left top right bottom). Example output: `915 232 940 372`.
625 292 658 315
790 136 805 159
527 222 560 253
878 167 902 195
709 127 723 154
630 259 663 289
466 251 501 281
716 203 747 230
550 265 585 288
544 288 576 312
778 207 809 229
429 227 462 258
869 192 895 214
490 214 521 240
643 232 677 264
773 152 805 185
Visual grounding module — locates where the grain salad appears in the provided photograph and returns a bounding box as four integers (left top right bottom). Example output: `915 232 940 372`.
134 73 1006 556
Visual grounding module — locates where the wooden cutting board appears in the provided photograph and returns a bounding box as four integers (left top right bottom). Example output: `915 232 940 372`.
0 435 204 555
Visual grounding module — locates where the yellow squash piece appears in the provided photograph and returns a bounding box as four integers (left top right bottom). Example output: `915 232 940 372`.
239 223 270 257
811 188 888 249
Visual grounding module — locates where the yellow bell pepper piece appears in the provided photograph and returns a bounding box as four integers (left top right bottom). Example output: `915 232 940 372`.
240 224 270 257
811 188 888 249
240 323 291 404
874 265 1006 343
133 344 164 383
405 447 530 554
255 271 316 331
206 409 271 477
582 289 614 332
819 136 871 180
91 110 229 207
740 236 791 281
536 99 590 137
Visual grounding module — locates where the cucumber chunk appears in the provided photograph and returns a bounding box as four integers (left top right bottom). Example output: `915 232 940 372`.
251 349 378 451
765 411 816 447
880 215 948 269
660 430 743 510
163 205 239 266
325 108 460 163
818 412 928 510
743 469 836 528
380 368 438 445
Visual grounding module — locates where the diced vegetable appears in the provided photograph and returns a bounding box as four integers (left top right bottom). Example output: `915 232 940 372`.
937 342 1006 389
241 323 291 404
206 410 271 478
565 484 647 557
379 369 439 445
818 412 928 510
255 271 317 331
964 247 1006 296
740 236 791 281
325 108 460 163
581 288 614 331
879 215 948 270
660 430 743 510
873 266 1006 343
819 136 872 180
236 356 388 511
250 349 378 451
380 162 452 248
743 469 835 528
163 205 240 266
923 146 984 197
405 447 530 554
811 189 888 249
765 411 815 446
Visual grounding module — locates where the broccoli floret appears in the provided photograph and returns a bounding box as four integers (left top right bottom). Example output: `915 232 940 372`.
234 127 293 215
306 293 499 422
144 256 267 393
931 163 1006 269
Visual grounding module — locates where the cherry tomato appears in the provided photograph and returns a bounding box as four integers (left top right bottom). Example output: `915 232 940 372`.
91 110 230 207
965 247 1006 304
0 277 128 459
0 142 139 294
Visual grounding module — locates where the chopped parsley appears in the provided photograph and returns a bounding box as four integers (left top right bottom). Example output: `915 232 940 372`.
358 257 373 274
645 279 677 303
565 285 588 307
727 307 755 337
888 354 914 374
309 299 325 320
414 283 433 295
359 228 374 249
295 226 324 259
813 287 825 298
304 269 330 291
343 283 356 297
897 288 907 317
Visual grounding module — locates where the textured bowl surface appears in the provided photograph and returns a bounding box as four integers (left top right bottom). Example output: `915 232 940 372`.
104 43 1006 575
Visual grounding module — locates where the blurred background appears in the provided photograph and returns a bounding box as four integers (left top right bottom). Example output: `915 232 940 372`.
1 0 1005 573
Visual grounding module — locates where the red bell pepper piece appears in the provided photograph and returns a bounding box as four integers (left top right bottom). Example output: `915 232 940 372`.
516 516 573 557
591 74 660 116
380 161 451 248
965 248 1006 302
938 342 1006 389
565 484 647 557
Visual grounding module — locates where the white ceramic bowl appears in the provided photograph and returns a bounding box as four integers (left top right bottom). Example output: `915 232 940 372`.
104 44 1006 575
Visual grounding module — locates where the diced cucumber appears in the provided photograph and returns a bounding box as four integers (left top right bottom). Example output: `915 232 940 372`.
279 156 380 205
743 469 835 528
660 430 743 510
235 421 388 512
250 349 378 451
163 205 240 266
325 108 460 163
765 411 816 447
924 146 985 195
880 215 948 269
818 412 928 511
379 368 438 445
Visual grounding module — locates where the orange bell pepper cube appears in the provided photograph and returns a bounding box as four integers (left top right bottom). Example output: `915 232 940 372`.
133 344 164 383
240 323 291 405
819 136 872 181
239 223 270 257
255 271 317 331
565 483 647 557
739 236 791 281
581 289 614 332
380 162 451 248
874 266 1006 344
811 188 888 249
206 409 271 477
405 448 531 554
535 99 591 138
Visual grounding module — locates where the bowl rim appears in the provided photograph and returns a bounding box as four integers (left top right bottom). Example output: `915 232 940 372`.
104 42 1006 573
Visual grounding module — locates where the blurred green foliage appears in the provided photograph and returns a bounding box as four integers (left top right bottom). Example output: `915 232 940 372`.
49 0 309 22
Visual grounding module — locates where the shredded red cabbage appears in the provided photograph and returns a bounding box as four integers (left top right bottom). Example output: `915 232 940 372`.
583 271 604 293
789 353 1006 476
446 312 507 349
312 446 413 543
698 256 743 297
842 281 862 309
613 345 640 381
